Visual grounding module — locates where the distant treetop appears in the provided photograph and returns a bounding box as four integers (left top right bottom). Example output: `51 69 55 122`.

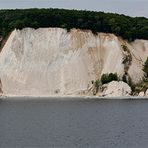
0 8 148 41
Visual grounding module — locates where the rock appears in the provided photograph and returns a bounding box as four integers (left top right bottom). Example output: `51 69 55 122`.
145 90 148 97
139 92 145 97
101 81 131 97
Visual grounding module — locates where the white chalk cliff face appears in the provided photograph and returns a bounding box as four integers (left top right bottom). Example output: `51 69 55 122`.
0 28 147 96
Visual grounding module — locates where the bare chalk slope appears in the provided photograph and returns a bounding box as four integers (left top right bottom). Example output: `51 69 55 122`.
0 28 147 96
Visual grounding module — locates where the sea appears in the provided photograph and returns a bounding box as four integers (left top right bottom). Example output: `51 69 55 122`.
0 98 148 148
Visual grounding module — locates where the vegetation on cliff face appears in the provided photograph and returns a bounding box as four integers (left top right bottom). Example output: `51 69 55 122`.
100 73 118 85
121 44 133 89
0 8 148 45
130 58 148 95
144 57 148 79
93 73 119 94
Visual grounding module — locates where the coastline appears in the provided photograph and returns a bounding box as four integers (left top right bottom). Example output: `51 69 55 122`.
0 95 148 101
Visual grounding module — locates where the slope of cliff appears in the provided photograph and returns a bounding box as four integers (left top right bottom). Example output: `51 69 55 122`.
0 28 147 96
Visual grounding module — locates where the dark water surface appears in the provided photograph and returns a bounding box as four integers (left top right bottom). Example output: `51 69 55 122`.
0 98 148 148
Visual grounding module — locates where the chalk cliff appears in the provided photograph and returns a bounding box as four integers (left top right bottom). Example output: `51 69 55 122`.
0 28 147 96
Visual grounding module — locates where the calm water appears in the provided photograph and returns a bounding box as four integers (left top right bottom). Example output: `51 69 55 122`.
0 98 148 148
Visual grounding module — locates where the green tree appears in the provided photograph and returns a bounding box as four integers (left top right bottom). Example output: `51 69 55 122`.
0 8 148 47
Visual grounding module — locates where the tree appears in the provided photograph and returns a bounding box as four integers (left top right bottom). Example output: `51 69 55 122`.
0 8 148 46
13 20 25 29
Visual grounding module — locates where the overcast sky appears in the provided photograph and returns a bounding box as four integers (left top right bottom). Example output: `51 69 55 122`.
0 0 148 18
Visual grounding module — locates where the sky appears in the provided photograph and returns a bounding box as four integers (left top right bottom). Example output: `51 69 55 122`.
0 0 148 18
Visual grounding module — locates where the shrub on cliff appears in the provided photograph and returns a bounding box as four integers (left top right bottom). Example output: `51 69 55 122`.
144 57 148 78
101 73 118 85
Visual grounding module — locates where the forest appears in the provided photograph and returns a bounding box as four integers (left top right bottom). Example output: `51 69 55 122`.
0 8 148 41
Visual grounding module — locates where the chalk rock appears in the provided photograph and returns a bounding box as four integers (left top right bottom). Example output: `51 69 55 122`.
0 28 147 96
102 81 131 97
145 90 148 97
139 92 145 97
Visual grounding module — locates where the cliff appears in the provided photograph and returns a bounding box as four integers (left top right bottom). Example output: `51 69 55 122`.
0 28 147 96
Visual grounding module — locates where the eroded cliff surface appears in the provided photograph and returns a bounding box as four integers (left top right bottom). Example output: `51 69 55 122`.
0 28 147 96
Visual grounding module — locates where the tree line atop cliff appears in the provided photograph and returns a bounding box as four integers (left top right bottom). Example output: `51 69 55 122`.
0 8 148 41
